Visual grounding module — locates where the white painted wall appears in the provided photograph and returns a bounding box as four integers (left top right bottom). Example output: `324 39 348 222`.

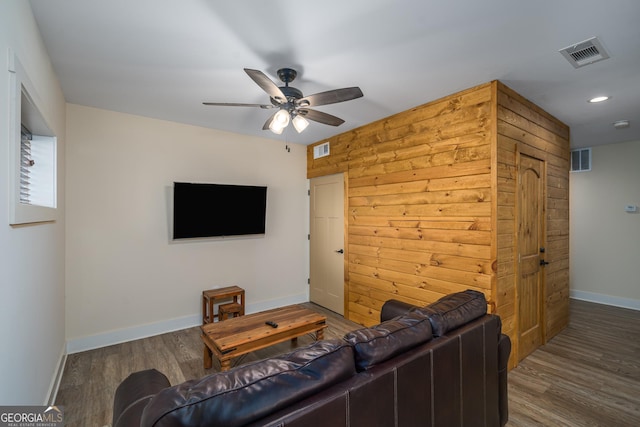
570 139 640 310
0 1 66 404
65 104 309 352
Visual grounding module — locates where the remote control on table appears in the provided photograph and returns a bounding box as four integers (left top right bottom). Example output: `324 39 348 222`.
265 321 278 328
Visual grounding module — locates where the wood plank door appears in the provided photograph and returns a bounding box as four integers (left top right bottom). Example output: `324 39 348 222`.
309 173 345 315
517 154 545 361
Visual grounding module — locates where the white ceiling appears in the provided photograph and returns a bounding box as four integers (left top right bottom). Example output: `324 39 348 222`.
29 0 640 148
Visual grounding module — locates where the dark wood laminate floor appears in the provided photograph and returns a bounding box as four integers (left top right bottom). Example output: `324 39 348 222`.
506 299 640 426
55 300 640 427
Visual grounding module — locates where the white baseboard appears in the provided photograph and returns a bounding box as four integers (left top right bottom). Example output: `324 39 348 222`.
46 342 67 405
570 289 640 311
66 293 308 354
243 293 309 315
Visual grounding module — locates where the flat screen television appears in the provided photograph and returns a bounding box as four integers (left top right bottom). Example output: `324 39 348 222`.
173 182 267 239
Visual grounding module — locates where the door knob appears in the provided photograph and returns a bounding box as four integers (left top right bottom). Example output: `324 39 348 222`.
335 249 344 254
540 259 549 266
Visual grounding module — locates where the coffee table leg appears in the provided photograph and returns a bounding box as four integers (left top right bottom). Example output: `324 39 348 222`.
203 345 212 369
316 328 324 341
220 359 231 372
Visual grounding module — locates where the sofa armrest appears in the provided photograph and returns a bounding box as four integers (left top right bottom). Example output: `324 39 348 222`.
112 369 170 427
380 300 418 322
498 333 512 427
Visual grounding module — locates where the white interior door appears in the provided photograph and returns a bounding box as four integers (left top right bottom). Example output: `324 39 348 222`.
309 173 345 314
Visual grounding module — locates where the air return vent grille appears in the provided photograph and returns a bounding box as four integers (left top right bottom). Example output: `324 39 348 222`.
571 148 591 172
559 37 610 68
313 142 330 159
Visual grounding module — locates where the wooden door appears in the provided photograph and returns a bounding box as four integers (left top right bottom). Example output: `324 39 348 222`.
309 174 345 314
517 154 545 361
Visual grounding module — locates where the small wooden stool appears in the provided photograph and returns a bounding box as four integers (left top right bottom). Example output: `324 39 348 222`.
219 302 243 320
202 286 245 324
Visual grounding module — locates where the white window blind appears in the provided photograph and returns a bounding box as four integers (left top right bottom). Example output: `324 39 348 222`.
19 126 56 208
20 126 33 204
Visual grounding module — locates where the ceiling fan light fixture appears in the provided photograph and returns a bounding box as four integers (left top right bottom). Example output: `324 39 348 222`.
292 114 309 133
203 67 363 133
269 109 290 134
269 124 285 135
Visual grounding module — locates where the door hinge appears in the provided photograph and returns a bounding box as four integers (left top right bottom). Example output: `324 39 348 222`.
308 189 310 196
308 234 310 240
307 278 310 285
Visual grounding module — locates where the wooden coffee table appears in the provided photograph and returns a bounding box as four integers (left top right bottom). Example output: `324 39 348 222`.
201 304 327 371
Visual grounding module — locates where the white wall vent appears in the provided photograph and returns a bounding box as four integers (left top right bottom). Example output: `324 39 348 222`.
559 37 610 68
313 142 330 159
571 148 591 172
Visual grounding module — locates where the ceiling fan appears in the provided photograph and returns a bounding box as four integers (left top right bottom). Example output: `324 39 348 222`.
203 68 363 134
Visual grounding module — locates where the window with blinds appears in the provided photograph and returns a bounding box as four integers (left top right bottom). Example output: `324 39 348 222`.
8 51 58 225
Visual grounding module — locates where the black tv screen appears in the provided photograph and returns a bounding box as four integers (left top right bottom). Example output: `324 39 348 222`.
173 182 267 239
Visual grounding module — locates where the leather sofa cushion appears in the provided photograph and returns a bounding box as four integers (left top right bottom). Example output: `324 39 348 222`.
415 289 487 337
140 339 355 427
344 312 432 371
380 299 418 322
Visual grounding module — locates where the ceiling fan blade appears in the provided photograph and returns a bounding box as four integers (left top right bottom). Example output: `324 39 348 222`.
298 109 345 126
297 87 363 107
244 68 287 104
202 102 274 109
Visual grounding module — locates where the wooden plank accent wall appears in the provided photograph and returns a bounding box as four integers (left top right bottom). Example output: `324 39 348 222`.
308 82 495 327
307 81 570 367
496 82 570 366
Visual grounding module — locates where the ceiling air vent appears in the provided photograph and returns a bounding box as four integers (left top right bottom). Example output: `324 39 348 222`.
559 37 610 68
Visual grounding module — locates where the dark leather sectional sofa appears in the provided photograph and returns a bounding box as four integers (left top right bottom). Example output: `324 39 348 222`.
113 290 511 426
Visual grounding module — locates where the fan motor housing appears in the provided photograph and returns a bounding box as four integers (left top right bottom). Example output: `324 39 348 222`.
271 86 303 108
280 86 303 99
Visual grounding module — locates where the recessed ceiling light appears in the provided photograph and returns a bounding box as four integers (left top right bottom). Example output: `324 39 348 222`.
588 96 610 103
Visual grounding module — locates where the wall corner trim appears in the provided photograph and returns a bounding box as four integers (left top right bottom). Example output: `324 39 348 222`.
46 343 67 405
